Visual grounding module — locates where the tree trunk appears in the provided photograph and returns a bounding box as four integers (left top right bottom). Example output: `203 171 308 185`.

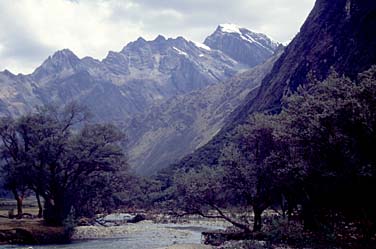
287 205 293 221
16 197 23 218
36 192 43 218
253 208 263 232
280 194 287 218
303 203 319 231
44 193 66 226
12 189 23 218
44 198 60 225
12 189 23 219
204 205 251 233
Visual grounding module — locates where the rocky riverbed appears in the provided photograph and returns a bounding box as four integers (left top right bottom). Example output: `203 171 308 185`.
0 219 225 249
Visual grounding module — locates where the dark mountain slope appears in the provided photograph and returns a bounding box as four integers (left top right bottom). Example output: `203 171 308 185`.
172 0 376 172
236 0 376 119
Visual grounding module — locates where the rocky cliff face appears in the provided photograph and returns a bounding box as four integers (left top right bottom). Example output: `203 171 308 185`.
0 71 40 116
173 0 376 172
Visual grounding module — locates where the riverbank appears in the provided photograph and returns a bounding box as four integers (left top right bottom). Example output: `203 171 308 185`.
158 244 213 249
0 218 68 245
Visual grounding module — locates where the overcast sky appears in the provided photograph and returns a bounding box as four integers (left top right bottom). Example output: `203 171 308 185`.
0 0 315 74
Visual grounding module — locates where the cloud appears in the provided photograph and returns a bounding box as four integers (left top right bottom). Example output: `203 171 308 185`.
0 0 143 73
0 0 315 74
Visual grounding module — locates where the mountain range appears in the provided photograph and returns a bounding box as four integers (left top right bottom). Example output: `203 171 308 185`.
1 0 374 177
0 25 280 174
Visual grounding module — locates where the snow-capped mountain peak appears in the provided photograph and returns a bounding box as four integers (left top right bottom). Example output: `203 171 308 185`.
217 24 279 49
204 24 280 67
218 23 243 35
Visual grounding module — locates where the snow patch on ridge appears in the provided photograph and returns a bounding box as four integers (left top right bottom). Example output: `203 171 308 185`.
192 41 211 51
173 47 188 57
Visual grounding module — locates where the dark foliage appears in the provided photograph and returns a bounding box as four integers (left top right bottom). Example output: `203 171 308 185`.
0 103 128 225
166 67 376 245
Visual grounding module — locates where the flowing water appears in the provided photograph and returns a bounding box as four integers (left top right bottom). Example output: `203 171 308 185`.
0 223 222 249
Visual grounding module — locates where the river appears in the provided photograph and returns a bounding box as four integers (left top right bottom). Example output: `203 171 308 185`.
0 223 223 249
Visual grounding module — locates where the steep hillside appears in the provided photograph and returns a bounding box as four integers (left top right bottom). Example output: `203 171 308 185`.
127 52 281 175
172 0 376 172
235 0 376 119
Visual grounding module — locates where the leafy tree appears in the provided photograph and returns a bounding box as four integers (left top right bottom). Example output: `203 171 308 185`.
0 116 32 218
171 114 285 232
0 103 128 225
277 67 376 232
219 114 284 231
173 166 255 232
117 176 166 210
